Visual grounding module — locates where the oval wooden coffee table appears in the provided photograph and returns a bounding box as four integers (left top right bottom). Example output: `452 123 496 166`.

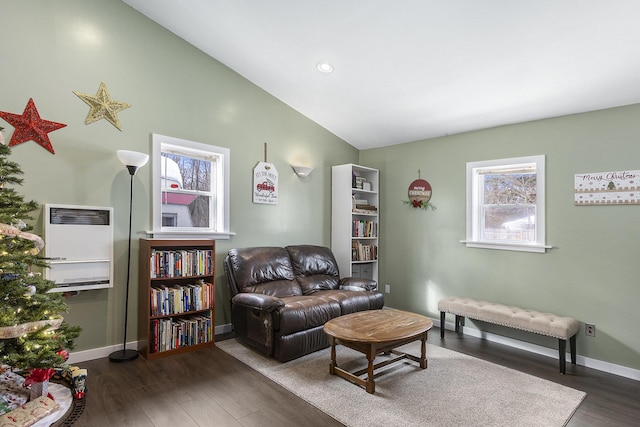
323 309 433 394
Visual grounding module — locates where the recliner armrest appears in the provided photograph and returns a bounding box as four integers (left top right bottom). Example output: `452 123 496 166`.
339 277 378 292
231 293 285 312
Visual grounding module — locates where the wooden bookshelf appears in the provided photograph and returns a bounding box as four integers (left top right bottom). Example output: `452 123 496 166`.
138 239 215 360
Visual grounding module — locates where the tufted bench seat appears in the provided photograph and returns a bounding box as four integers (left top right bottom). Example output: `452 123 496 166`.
438 296 579 374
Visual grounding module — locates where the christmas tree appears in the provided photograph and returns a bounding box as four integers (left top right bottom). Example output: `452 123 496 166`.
0 136 80 370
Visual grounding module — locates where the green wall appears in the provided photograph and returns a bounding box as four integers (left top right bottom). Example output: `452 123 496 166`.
0 0 358 352
361 104 640 371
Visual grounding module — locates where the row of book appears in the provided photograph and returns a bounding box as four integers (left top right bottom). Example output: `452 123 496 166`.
150 249 213 278
351 241 378 261
150 281 213 317
149 315 212 354
352 219 378 238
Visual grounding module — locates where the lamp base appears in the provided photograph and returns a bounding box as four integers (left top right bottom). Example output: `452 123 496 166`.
108 348 139 363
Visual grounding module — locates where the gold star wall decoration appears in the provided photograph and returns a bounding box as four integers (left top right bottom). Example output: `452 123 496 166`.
73 82 131 131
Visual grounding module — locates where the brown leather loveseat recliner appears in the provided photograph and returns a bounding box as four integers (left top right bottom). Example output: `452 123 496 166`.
224 245 384 362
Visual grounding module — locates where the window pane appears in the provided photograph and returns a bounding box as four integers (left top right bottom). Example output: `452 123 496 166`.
483 173 536 205
481 172 537 242
161 192 211 228
161 153 211 192
482 205 536 242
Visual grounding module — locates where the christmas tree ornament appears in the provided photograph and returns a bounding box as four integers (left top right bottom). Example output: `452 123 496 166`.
55 348 69 362
73 81 131 131
0 99 66 154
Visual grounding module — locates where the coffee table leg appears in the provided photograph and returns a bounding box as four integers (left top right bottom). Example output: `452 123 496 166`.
329 336 336 375
366 345 376 394
420 331 428 369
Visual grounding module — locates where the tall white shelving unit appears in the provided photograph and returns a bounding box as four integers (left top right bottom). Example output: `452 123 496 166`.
331 163 379 283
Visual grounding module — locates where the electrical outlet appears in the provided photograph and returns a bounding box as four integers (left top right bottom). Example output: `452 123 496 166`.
585 323 596 337
384 284 391 294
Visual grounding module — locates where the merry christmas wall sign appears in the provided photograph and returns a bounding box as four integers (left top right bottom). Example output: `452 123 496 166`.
574 169 640 205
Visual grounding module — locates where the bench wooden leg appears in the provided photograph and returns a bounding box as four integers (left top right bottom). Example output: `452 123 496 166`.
439 312 464 336
570 334 577 365
559 339 567 374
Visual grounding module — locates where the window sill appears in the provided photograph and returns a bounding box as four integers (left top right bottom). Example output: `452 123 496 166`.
460 240 552 253
147 230 236 240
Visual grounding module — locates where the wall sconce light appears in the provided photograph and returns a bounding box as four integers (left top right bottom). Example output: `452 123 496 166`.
292 165 313 177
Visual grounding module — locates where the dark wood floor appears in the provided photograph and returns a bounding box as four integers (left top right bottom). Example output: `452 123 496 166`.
72 329 640 426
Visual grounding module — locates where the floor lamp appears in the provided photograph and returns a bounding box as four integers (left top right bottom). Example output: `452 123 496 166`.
109 150 149 363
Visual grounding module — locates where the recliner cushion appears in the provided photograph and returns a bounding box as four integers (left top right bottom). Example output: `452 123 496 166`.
320 289 385 314
286 245 340 294
275 295 342 335
227 246 302 297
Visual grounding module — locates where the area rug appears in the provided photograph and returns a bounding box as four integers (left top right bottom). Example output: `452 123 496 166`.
217 339 586 427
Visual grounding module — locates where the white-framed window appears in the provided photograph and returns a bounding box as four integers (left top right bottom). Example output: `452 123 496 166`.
465 155 547 253
151 133 232 239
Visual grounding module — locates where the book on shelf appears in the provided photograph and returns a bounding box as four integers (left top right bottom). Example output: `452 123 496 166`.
352 219 378 237
150 248 213 278
150 280 213 317
355 204 377 210
150 314 212 353
351 241 378 261
352 207 378 214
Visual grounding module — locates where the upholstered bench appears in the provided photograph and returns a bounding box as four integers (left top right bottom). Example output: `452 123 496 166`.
438 296 579 374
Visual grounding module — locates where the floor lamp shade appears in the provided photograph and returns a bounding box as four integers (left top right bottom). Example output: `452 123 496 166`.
109 150 148 363
117 150 149 175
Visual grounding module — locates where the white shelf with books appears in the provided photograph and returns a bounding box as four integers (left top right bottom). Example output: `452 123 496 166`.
138 239 215 360
332 164 379 283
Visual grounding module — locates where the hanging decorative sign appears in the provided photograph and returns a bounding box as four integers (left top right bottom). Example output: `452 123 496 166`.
403 170 435 210
253 161 279 204
407 179 432 208
574 169 640 205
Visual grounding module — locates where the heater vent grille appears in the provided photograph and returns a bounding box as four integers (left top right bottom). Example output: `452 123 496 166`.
49 207 110 226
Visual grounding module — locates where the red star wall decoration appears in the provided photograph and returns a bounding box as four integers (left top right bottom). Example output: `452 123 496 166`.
0 98 66 154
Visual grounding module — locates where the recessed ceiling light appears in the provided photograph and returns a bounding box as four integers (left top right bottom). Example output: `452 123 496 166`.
316 62 334 73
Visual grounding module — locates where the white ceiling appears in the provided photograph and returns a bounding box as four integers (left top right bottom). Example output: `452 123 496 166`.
123 0 640 150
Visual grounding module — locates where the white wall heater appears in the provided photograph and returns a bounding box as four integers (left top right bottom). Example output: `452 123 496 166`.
44 204 114 292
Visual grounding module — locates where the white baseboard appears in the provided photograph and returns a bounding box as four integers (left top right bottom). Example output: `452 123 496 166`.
67 323 234 364
215 323 233 335
437 318 640 382
67 342 140 364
